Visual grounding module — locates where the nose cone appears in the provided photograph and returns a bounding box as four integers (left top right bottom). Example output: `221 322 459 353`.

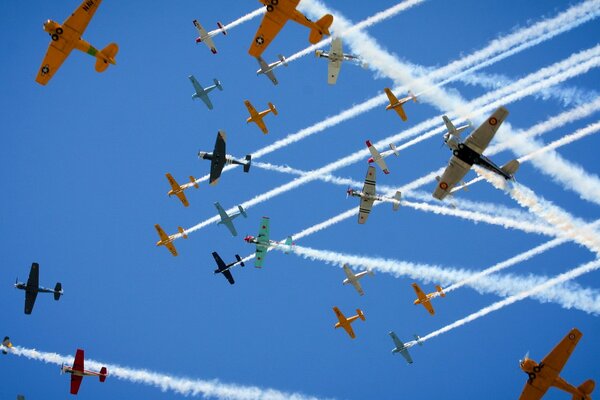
197 151 206 159
244 235 253 243
367 157 374 163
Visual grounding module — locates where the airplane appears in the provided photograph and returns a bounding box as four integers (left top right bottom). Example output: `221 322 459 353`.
366 140 399 174
248 0 333 58
17 396 25 400
411 283 445 315
434 107 520 201
443 115 471 138
189 75 223 110
315 37 363 85
333 307 365 339
347 166 401 224
212 252 244 285
342 264 373 296
2 336 12 355
35 0 118 85
61 349 107 395
215 202 247 236
244 216 293 268
192 19 227 54
256 55 287 85
389 332 422 364
198 131 251 185
245 100 278 134
155 224 187 256
384 88 417 121
14 263 63 315
166 173 199 207
518 328 595 400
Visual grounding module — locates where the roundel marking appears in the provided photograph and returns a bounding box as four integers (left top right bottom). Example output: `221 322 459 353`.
255 36 265 45
489 117 498 126
439 181 449 190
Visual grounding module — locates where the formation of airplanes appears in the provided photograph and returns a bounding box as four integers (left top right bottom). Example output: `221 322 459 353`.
347 166 401 224
245 100 278 134
14 263 62 315
315 37 364 84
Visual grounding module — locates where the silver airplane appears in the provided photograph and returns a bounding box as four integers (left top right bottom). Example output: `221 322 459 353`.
315 37 365 84
342 264 374 296
256 55 287 85
215 202 247 236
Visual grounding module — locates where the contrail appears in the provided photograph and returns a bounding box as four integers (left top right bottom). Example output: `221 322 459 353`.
411 257 600 346
6 346 327 400
221 7 264 31
284 244 600 314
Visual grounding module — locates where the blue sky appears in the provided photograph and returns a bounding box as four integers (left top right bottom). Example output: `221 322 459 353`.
1 0 599 399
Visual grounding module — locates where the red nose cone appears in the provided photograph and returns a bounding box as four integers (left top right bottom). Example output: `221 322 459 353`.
244 235 253 242
367 157 374 163
195 37 202 43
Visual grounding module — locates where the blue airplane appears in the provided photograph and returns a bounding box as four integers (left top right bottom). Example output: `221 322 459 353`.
215 202 247 236
188 75 223 110
389 331 422 364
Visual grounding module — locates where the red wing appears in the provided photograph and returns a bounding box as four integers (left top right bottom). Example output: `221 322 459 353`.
70 374 83 395
73 349 84 372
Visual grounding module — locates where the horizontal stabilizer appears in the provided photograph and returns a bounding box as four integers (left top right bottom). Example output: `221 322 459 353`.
575 379 595 398
95 43 118 72
414 334 423 346
2 336 12 354
501 159 520 177
278 54 288 66
99 367 108 382
54 282 62 300
189 176 199 189
309 14 333 44
178 227 188 239
213 79 223 91
268 102 278 116
235 254 245 267
238 205 248 218
389 143 399 156
217 21 227 35
392 191 401 211
356 309 365 321
243 155 252 172
436 285 446 297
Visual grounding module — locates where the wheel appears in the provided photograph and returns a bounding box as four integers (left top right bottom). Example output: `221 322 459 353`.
528 372 536 382
453 150 459 156
266 4 274 11
271 0 278 4
458 143 464 150
56 27 63 34
533 366 541 373
51 34 59 41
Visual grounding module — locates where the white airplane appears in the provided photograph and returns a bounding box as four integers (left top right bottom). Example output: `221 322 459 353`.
256 55 287 85
366 140 399 174
342 264 374 296
315 37 364 85
193 19 227 54
347 166 401 224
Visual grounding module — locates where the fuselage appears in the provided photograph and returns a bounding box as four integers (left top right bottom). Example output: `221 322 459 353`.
43 19 115 65
446 139 512 180
348 190 382 202
520 358 588 398
15 282 54 294
62 366 102 377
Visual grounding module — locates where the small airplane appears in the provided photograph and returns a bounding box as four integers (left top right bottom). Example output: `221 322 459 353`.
17 396 25 400
366 140 399 174
244 216 293 268
384 88 417 121
35 0 118 85
61 349 107 395
189 75 223 110
315 37 363 85
389 332 422 364
347 166 401 224
333 307 365 339
15 263 62 315
434 107 520 200
155 224 187 257
215 202 247 236
245 100 278 134
192 19 227 54
198 131 251 185
2 336 12 355
411 283 445 315
166 173 199 207
248 0 333 58
256 55 287 85
212 252 244 285
342 264 373 296
518 328 595 400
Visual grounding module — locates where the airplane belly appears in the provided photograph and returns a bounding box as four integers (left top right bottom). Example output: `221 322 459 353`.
454 144 479 166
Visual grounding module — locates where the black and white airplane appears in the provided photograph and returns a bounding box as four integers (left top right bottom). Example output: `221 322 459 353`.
15 263 62 314
198 131 251 185
347 166 401 224
212 252 244 285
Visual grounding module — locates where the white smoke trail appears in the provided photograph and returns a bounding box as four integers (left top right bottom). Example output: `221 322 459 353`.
221 7 265 31
413 257 600 345
7 346 327 400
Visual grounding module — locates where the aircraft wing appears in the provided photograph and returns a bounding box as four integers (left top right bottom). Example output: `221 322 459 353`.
73 349 85 372
411 283 427 301
464 107 509 155
255 245 267 268
257 217 270 243
154 224 170 242
433 156 471 200
64 0 103 36
343 323 356 339
199 93 214 110
189 75 205 96
540 328 582 381
26 263 40 289
389 332 413 364
359 197 374 224
24 290 38 315
70 374 83 395
221 269 235 285
244 100 258 117
165 242 178 257
175 192 189 207
366 141 390 174
362 166 376 196
212 251 227 270
209 131 227 185
330 37 342 57
351 280 364 296
35 42 74 85
265 70 278 85
248 0 299 57
256 119 268 134
327 59 342 85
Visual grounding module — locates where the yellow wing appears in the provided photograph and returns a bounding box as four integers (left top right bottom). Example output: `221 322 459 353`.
248 0 300 57
36 43 74 85
165 242 178 257
63 0 103 36
244 100 258 118
154 224 169 242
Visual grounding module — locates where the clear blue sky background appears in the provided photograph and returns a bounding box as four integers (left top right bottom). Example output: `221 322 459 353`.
1 0 599 399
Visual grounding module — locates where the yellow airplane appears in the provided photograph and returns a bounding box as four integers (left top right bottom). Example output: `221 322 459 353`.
166 173 199 207
248 0 333 58
519 328 595 400
36 0 118 85
154 224 187 257
411 283 445 315
245 100 278 134
384 88 417 121
332 307 365 339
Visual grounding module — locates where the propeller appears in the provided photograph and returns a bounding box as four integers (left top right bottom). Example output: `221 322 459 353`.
346 187 353 198
519 351 529 365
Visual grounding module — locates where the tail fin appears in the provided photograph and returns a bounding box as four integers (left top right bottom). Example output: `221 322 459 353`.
414 334 423 346
392 191 401 211
238 205 247 218
408 90 418 103
284 236 294 254
443 115 457 136
278 54 288 67
189 176 199 189
501 159 520 178
268 102 278 116
54 283 62 300
574 379 595 399
217 21 227 35
235 254 245 267
389 143 399 156
356 309 366 321
99 367 108 382
436 285 446 297
309 14 333 44
2 336 12 354
213 79 223 91
243 155 252 173
178 227 188 239
95 43 118 73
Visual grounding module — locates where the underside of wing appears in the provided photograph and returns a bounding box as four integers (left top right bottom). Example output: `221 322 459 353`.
393 105 408 121
423 302 435 315
401 348 414 364
411 283 427 300
200 94 214 110
248 6 288 57
433 156 471 200
362 166 376 196
212 252 226 270
221 269 235 285
540 328 582 379
209 159 224 185
176 192 189 207
327 59 341 85
214 131 226 157
464 106 509 154
24 291 38 314
352 280 364 296
256 119 268 134
255 246 267 267
36 43 73 85
518 379 548 400
64 0 103 35
258 217 270 241
225 221 238 236
359 198 374 224
26 263 40 289
73 349 85 371
244 100 258 117
70 374 83 395
331 37 342 56
344 323 356 339
154 225 169 242
166 243 178 257
266 70 278 85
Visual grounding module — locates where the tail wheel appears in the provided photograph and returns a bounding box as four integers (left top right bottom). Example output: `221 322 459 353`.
266 4 274 12
51 34 59 41
56 27 63 34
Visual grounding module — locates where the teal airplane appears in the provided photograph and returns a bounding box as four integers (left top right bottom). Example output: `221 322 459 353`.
215 202 247 236
244 217 293 268
389 331 422 364
189 75 223 110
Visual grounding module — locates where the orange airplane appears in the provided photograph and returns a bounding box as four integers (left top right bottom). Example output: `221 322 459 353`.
36 0 118 85
248 0 333 58
519 328 594 400
155 224 187 256
411 283 445 315
245 100 278 134
332 307 365 339
166 173 199 207
384 88 418 121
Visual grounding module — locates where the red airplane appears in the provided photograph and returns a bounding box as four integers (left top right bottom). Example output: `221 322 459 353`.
61 349 107 395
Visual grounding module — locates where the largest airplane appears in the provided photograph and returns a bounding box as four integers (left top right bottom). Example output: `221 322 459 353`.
36 0 118 85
